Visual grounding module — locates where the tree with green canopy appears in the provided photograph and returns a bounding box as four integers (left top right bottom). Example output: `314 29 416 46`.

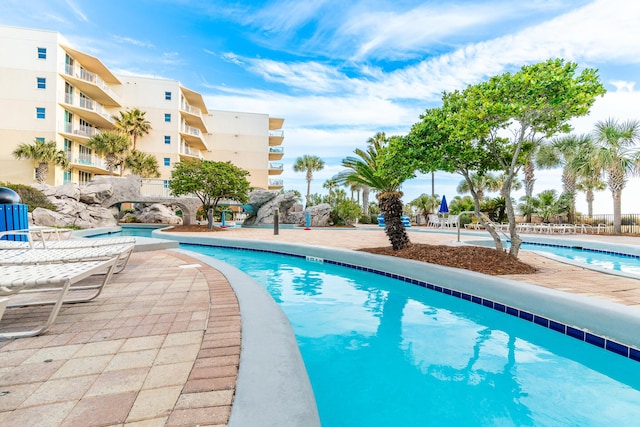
536 134 593 223
86 130 131 175
169 159 251 229
456 172 501 205
339 133 412 250
293 154 325 207
114 108 152 150
124 149 160 178
12 139 70 184
398 59 605 257
590 118 640 233
409 193 440 225
474 59 605 256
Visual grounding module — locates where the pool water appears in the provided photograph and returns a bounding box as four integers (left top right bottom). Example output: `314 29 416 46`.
473 240 640 276
89 227 165 238
184 244 640 426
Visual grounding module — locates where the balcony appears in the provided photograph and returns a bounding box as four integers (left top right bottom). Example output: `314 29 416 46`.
268 178 283 190
61 64 122 107
269 162 284 175
269 146 284 160
59 122 98 140
60 94 115 129
180 103 208 132
179 144 204 160
179 125 208 151
269 130 284 146
269 117 284 130
69 153 115 175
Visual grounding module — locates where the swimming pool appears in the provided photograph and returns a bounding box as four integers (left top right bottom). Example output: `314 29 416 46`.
472 239 640 277
88 226 167 238
184 244 640 426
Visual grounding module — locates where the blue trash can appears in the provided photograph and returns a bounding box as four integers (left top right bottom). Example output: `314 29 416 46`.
0 187 29 242
377 214 385 227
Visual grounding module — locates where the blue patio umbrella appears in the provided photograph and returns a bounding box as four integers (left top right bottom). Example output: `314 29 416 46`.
439 195 449 214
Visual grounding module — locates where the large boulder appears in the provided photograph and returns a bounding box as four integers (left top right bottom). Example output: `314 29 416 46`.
79 182 114 205
243 191 299 225
123 203 182 225
32 200 117 228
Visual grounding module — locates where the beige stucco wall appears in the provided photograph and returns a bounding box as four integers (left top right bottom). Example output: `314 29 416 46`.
204 110 271 189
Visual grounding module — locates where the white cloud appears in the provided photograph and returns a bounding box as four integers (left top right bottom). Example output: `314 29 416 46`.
112 35 154 48
65 0 88 23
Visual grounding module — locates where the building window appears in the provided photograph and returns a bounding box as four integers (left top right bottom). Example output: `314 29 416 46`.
37 47 47 59
63 170 72 184
164 113 171 122
165 91 172 100
164 135 171 145
36 107 46 119
37 77 46 89
163 180 169 189
163 158 170 167
35 137 45 143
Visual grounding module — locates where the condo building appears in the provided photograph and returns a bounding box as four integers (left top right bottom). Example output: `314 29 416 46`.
0 25 284 191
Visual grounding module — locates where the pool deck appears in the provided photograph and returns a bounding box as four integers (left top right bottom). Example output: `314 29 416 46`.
1 226 639 425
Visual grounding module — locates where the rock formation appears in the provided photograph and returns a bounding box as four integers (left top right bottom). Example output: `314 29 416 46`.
242 190 331 227
121 203 182 224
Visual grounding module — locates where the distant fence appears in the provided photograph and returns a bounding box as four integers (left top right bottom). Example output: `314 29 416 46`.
575 214 640 234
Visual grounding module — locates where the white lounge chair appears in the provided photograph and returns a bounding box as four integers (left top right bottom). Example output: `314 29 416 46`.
1 229 135 250
0 256 119 338
0 243 134 273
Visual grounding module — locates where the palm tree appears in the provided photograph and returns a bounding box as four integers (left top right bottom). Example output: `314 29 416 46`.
456 172 500 204
591 118 640 234
323 177 339 198
124 150 160 178
293 155 325 207
410 193 439 224
86 131 131 175
536 134 591 223
340 134 410 250
12 139 69 184
114 108 152 150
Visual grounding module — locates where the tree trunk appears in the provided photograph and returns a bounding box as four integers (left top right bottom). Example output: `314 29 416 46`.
362 186 370 215
36 162 49 184
502 175 521 258
378 191 410 250
613 190 622 234
462 172 503 251
523 159 535 223
586 190 594 218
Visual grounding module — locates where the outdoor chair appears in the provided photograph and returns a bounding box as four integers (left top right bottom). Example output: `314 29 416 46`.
1 229 135 250
0 243 134 273
427 214 441 228
0 256 119 338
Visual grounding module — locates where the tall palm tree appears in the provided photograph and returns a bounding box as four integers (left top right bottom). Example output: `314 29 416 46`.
591 118 640 234
86 131 131 175
293 154 325 207
12 139 69 184
456 172 500 204
124 149 160 178
536 134 591 223
323 177 339 198
340 134 410 250
114 108 152 150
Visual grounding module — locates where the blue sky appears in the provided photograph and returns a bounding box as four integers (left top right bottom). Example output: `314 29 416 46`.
2 0 640 215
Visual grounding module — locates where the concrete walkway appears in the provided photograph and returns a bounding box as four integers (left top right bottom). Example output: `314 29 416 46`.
0 226 638 425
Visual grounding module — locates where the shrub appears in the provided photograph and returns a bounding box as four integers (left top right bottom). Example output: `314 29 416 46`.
0 182 56 212
359 215 371 224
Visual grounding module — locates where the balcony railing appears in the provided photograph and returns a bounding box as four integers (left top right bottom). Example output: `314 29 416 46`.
269 130 284 137
181 103 202 116
63 64 120 100
73 153 112 171
269 162 283 170
62 93 114 123
181 124 202 137
180 144 204 159
269 147 284 154
62 122 98 138
269 179 284 187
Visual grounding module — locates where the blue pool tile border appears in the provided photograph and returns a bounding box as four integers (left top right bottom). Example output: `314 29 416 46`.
183 243 640 363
